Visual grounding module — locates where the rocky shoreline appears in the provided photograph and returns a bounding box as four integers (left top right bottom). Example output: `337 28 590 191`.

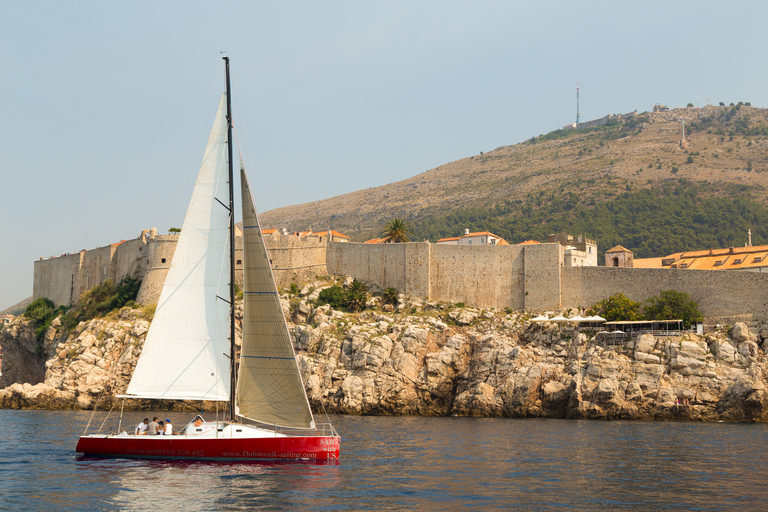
2 282 768 422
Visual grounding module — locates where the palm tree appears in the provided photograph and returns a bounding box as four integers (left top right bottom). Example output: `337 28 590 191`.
381 219 412 243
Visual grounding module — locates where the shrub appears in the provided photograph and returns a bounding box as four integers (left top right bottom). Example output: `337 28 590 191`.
381 287 399 306
643 290 702 329
316 285 346 309
345 280 369 312
686 156 694 164
64 276 142 330
25 298 57 341
290 282 299 295
687 103 694 108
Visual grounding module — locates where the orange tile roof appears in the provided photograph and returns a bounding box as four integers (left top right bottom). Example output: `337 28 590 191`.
437 237 461 242
518 240 541 245
606 245 631 253
658 245 768 271
310 230 349 239
262 229 278 234
496 239 510 245
632 257 665 268
463 231 496 237
364 237 385 244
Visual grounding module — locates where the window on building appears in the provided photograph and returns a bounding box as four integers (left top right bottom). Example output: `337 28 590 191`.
589 247 592 254
161 258 166 264
237 259 242 265
468 240 472 245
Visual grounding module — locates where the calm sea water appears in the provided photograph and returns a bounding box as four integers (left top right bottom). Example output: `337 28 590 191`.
0 410 767 511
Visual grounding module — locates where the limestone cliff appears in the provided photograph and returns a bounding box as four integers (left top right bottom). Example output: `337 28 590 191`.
3 288 768 422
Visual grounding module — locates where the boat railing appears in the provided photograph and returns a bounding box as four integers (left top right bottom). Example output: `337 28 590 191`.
270 422 339 438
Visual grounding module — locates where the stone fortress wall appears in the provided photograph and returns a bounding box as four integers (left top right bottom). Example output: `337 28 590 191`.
34 230 329 307
35 233 768 325
328 242 768 324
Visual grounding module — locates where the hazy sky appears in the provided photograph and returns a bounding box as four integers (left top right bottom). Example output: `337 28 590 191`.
2 1 767 309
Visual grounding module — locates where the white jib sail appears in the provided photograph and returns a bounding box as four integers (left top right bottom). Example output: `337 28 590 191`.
125 94 231 401
235 160 316 429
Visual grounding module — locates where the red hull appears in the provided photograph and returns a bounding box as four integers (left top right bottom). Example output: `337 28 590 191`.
76 435 340 462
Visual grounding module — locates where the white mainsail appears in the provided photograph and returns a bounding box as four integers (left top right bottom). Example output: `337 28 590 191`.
235 161 316 429
125 94 232 401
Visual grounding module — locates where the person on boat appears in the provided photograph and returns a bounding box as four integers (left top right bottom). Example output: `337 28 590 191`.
148 417 160 435
165 419 173 435
135 418 149 435
194 417 203 427
157 421 165 434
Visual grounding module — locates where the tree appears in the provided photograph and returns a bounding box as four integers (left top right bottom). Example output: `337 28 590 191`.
169 227 181 234
588 293 643 322
643 290 702 329
686 156 694 164
719 102 725 106
381 219 412 243
687 103 694 108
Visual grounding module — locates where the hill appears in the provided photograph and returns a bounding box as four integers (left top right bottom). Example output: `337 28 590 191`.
260 103 768 258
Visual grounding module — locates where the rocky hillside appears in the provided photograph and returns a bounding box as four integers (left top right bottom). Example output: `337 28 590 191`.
3 279 768 422
260 105 768 243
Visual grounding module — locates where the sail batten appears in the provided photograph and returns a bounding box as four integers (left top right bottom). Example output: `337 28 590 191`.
235 159 316 430
124 94 232 401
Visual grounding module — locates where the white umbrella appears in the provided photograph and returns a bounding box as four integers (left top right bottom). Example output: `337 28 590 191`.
550 315 569 322
591 315 607 323
530 315 549 322
569 315 587 323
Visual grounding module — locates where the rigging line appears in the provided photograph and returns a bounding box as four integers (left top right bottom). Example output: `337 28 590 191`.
175 61 225 223
83 341 132 435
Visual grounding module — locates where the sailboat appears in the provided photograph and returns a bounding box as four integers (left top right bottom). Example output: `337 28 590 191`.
76 58 340 461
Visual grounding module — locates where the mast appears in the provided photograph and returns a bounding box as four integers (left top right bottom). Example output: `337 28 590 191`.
224 56 236 421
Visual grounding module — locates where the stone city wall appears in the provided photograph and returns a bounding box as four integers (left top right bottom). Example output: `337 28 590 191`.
328 242 562 311
33 253 83 307
327 242 410 293
429 244 525 310
561 266 768 323
36 232 329 307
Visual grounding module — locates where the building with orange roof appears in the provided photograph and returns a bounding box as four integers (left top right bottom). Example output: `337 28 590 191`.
436 229 508 246
307 230 350 243
364 237 385 244
634 244 768 272
518 240 541 245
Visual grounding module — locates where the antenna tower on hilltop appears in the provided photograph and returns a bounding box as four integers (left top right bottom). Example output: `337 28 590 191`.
576 83 580 124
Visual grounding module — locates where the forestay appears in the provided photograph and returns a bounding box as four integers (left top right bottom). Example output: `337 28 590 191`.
235 162 315 429
124 95 232 401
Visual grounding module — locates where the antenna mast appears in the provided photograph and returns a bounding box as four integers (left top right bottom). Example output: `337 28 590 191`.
576 83 580 124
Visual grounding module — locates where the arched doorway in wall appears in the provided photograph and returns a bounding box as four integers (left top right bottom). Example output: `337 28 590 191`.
613 257 620 267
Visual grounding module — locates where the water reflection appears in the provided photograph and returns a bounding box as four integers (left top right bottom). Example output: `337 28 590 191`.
2 410 768 510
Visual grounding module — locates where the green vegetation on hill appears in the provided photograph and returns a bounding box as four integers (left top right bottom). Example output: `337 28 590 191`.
61 277 141 330
411 180 768 259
